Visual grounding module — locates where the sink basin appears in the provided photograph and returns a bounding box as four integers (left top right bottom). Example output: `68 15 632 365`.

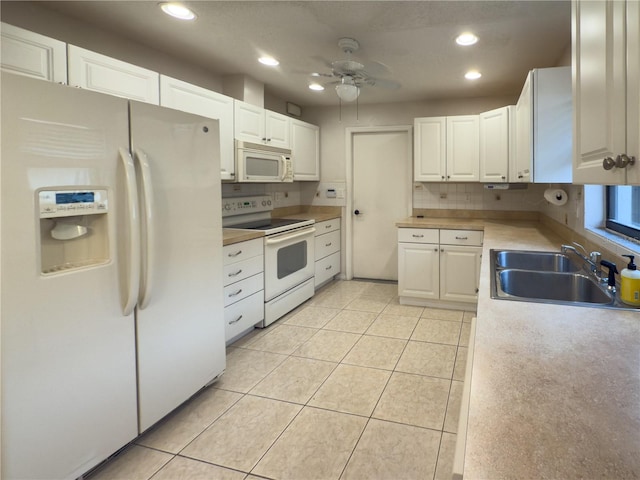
497 269 613 305
494 250 580 272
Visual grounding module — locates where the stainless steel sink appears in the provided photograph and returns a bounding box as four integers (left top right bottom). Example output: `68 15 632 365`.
498 269 613 304
494 250 581 272
489 249 625 309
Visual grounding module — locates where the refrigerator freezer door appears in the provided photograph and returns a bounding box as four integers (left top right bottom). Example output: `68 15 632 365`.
129 101 226 432
1 74 138 479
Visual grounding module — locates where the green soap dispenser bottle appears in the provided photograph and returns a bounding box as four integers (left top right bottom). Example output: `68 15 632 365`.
620 255 640 306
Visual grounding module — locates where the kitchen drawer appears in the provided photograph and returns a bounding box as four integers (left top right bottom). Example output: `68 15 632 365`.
315 218 340 235
315 251 340 287
440 229 483 246
223 237 263 266
223 272 263 307
224 290 264 341
397 228 439 244
223 255 263 287
315 230 340 260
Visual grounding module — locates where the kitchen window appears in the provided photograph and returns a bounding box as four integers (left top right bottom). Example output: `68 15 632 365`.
606 186 640 241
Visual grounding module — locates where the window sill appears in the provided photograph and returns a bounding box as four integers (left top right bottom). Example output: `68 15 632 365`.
585 225 640 256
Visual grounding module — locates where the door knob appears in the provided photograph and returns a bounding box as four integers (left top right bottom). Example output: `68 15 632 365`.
354 209 361 215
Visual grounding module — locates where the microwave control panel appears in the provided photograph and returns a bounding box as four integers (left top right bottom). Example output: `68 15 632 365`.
38 189 108 218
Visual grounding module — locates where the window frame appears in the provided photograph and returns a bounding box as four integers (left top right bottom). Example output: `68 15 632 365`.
605 185 640 241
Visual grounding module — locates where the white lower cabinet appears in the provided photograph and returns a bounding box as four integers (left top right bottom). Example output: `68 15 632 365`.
222 238 264 342
314 219 341 288
398 228 483 306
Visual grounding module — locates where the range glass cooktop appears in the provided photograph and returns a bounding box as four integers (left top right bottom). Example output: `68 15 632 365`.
231 218 308 231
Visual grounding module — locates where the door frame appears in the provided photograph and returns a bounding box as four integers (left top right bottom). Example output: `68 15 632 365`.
345 125 413 280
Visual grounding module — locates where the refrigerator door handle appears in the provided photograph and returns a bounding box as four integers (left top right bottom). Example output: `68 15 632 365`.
134 148 155 309
119 147 141 316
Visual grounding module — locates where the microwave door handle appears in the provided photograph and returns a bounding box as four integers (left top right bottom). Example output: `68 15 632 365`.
280 155 286 181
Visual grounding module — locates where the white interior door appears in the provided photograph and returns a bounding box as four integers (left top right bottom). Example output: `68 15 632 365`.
350 127 412 280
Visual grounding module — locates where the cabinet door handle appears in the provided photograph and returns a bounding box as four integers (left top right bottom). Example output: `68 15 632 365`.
325 242 332 247
229 315 243 325
229 289 242 297
455 236 468 240
412 234 424 238
325 265 332 270
615 154 636 168
434 248 439 252
325 224 332 229
228 269 243 277
228 250 242 257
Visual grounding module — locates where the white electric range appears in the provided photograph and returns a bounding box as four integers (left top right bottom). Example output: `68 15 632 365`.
222 196 315 326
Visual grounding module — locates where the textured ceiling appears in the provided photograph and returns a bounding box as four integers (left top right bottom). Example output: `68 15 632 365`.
40 1 571 107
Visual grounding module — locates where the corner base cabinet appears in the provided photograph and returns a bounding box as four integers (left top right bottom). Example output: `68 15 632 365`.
398 227 482 307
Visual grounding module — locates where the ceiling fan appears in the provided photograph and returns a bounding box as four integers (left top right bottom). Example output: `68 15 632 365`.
313 37 401 102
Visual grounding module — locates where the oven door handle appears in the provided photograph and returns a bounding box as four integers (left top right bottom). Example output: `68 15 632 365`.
265 227 316 245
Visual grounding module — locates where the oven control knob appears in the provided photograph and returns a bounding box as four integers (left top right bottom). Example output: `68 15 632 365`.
223 204 231 211
267 199 272 206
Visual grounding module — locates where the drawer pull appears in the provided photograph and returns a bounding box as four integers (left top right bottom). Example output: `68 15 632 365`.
228 269 243 277
229 289 242 297
325 242 332 247
455 236 468 240
229 315 243 325
325 224 332 229
228 250 242 257
325 265 332 270
412 234 424 238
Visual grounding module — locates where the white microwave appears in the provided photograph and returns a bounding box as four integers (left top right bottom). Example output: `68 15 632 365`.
235 140 293 183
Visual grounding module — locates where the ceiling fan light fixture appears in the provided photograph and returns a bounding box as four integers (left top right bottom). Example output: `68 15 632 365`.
159 2 197 20
456 32 478 46
335 78 360 102
309 83 325 91
465 70 482 80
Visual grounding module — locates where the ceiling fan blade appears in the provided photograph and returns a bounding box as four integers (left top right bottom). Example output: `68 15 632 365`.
331 59 365 75
364 77 402 90
360 60 392 77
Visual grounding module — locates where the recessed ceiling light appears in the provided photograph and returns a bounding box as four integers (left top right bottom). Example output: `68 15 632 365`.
160 3 197 20
309 83 325 91
259 56 280 66
465 70 482 80
456 33 478 46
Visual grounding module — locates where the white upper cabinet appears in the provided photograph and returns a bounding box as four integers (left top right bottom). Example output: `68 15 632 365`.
414 115 479 182
291 119 320 181
573 0 639 185
480 106 513 183
234 100 291 149
414 117 447 181
446 115 480 182
68 45 159 104
513 67 573 183
1 23 67 83
160 76 235 181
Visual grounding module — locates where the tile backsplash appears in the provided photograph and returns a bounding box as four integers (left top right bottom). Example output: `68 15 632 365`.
412 183 550 211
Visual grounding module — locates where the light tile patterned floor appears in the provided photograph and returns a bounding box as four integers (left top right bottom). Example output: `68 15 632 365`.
87 280 474 480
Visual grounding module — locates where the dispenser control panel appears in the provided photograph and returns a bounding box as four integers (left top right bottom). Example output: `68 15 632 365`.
39 189 108 218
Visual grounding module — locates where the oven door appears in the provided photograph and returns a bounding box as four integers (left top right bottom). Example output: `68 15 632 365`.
264 226 316 301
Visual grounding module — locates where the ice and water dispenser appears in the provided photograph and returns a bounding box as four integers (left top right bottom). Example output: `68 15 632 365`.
38 189 110 274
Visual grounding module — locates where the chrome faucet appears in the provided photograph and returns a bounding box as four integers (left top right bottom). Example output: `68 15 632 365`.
561 243 602 280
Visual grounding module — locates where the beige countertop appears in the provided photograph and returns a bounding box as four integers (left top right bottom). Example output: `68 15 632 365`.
222 228 264 246
280 212 341 223
399 218 640 478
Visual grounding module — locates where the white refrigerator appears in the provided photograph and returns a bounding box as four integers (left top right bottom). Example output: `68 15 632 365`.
1 73 226 479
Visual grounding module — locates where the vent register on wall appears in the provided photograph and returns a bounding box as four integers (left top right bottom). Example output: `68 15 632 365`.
1 73 226 480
